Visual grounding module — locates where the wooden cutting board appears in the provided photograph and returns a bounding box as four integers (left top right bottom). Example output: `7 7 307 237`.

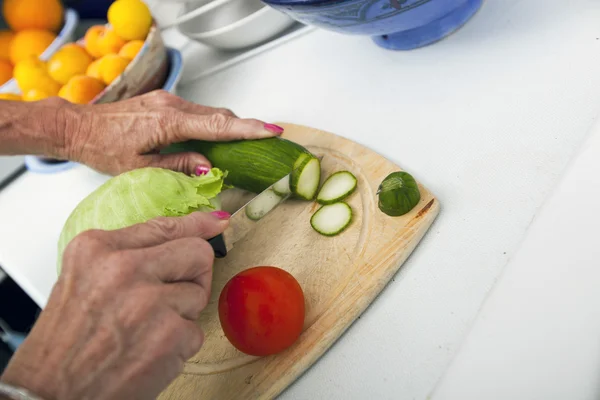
158 123 440 400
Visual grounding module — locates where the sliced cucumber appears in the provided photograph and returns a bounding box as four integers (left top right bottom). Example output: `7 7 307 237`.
377 171 421 217
291 153 321 201
273 174 291 196
316 171 357 205
245 189 283 221
310 202 352 237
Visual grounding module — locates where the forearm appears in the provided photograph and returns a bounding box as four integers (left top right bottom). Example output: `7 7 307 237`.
0 98 75 159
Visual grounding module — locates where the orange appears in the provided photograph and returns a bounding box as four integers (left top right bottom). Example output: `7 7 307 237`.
58 75 105 104
118 40 144 61
3 0 64 33
107 0 152 41
47 43 93 85
85 58 103 80
0 30 15 61
0 93 22 101
13 56 60 95
83 25 105 59
23 88 52 101
0 60 13 86
97 54 130 85
9 29 56 65
96 27 126 56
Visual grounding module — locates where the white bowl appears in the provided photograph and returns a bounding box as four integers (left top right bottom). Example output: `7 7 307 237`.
0 8 79 94
176 0 296 51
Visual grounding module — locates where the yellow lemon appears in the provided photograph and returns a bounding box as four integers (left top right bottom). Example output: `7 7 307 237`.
47 43 93 85
118 39 144 61
9 29 56 65
0 93 22 101
13 56 60 95
96 54 130 85
107 0 152 41
23 88 52 101
58 75 105 104
3 0 64 33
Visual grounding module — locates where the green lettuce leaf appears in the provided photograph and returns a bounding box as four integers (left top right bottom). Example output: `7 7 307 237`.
56 167 228 274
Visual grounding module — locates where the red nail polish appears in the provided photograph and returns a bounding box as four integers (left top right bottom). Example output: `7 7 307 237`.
264 123 284 134
195 165 210 175
211 211 231 220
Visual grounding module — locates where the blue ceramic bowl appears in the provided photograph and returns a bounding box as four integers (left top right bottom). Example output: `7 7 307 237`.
261 0 484 50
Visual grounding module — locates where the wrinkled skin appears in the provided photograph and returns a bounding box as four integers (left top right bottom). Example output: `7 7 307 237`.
0 90 282 399
1 211 230 400
61 90 282 176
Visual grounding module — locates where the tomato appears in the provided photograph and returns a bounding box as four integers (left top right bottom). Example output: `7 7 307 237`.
218 266 305 357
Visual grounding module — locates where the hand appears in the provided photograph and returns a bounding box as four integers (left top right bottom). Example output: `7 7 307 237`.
61 90 284 176
0 211 231 400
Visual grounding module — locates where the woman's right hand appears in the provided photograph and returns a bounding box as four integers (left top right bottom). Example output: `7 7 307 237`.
0 210 231 400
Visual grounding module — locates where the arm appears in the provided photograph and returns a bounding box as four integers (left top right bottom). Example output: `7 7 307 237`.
0 90 283 176
0 97 71 159
0 211 231 400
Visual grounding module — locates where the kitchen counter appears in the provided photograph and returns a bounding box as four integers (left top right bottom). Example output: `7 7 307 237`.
1 0 600 398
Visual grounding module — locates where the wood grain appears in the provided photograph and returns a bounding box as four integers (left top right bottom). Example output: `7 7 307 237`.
158 123 440 399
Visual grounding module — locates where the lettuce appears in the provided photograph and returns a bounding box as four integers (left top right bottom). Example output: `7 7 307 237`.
56 167 227 274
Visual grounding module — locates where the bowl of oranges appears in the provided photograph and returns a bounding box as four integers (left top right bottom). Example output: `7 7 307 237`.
1 0 170 104
0 0 79 95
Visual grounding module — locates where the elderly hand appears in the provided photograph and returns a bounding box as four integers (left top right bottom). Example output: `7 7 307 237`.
61 90 283 175
0 211 230 400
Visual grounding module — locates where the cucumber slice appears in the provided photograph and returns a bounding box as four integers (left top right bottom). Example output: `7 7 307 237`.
273 174 291 196
310 202 353 236
291 154 321 201
245 189 283 221
316 171 357 205
377 171 420 217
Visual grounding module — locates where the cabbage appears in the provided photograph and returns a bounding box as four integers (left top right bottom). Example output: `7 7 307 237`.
56 167 228 274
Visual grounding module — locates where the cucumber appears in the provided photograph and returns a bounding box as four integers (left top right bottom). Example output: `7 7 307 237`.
162 137 312 193
291 153 321 200
245 189 283 221
316 171 357 205
273 174 291 196
310 202 353 236
377 171 421 217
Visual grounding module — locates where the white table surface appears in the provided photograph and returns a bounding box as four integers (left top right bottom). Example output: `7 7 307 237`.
1 0 600 398
431 116 600 400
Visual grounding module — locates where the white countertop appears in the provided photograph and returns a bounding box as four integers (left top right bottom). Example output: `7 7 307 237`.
431 116 600 400
1 0 600 398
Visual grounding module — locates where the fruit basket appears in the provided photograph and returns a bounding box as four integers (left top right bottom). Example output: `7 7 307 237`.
0 5 79 94
0 0 169 103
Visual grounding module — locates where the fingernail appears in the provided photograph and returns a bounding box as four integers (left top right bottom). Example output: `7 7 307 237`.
195 165 210 176
211 211 231 220
264 123 284 135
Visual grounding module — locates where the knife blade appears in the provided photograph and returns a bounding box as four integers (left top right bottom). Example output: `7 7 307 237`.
207 173 293 258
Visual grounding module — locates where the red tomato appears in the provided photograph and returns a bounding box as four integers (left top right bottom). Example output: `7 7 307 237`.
218 266 305 356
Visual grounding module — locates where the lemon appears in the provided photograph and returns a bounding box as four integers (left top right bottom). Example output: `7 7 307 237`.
107 0 152 41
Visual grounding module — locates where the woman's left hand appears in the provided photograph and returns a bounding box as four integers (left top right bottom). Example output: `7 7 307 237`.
60 90 284 176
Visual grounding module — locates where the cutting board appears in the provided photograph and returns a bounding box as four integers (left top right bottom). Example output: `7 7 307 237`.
158 123 440 400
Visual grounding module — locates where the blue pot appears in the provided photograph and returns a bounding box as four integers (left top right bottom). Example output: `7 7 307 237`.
261 0 484 50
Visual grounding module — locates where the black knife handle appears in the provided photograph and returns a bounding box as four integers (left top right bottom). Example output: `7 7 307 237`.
208 234 227 258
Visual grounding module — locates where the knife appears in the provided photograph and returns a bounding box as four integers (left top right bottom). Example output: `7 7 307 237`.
207 173 294 258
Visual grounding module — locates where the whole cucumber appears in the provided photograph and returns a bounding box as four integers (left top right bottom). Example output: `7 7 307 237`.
163 137 312 193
